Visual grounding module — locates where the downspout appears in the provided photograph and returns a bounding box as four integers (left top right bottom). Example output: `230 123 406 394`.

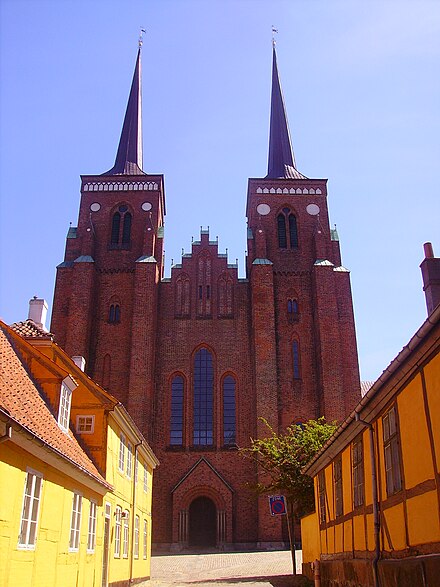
355 414 380 587
129 442 143 584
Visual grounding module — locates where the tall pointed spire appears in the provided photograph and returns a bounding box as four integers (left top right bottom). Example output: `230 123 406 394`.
104 47 145 175
266 45 307 180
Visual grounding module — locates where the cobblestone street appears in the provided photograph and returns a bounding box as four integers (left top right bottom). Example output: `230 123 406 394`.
149 550 309 587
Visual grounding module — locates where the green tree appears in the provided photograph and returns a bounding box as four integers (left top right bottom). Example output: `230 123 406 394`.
241 417 337 574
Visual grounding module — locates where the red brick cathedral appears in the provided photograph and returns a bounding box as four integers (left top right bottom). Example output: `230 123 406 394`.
51 45 361 550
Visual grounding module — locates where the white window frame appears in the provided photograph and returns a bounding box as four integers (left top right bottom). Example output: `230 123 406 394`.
143 519 148 559
114 506 122 557
122 510 129 558
18 469 43 549
58 377 76 432
134 515 140 559
126 441 133 478
118 433 126 472
69 492 83 551
143 465 148 493
87 500 97 552
76 415 95 434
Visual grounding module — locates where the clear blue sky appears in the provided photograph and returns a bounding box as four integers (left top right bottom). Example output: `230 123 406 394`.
1 0 439 382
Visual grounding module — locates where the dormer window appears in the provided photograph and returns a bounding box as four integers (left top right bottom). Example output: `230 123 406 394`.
58 377 77 432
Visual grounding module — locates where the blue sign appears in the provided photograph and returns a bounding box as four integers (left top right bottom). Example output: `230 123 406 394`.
269 495 287 516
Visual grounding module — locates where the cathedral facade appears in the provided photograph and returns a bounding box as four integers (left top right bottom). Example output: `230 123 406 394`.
51 45 361 549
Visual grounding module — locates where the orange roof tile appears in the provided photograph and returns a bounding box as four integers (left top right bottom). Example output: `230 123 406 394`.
11 319 54 340
0 323 110 489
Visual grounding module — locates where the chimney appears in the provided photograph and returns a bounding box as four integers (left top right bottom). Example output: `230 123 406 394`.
420 242 440 316
72 356 86 372
28 297 48 330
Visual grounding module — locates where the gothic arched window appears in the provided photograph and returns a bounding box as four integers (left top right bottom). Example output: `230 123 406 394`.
223 375 236 446
110 205 132 248
109 304 121 323
277 213 287 248
170 375 184 446
218 274 234 317
289 214 298 248
193 348 213 446
111 212 121 244
176 274 190 317
292 340 301 380
277 208 299 249
287 299 299 323
122 212 132 244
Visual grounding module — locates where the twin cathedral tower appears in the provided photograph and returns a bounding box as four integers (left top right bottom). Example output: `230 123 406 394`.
51 43 361 548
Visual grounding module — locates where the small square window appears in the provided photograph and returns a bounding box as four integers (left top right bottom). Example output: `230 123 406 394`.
76 415 95 434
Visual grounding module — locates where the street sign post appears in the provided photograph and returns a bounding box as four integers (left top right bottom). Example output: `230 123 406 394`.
269 495 287 516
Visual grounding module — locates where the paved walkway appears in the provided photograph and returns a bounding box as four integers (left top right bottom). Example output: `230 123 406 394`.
150 550 309 587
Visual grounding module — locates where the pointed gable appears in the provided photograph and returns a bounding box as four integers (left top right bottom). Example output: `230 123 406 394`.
0 322 110 489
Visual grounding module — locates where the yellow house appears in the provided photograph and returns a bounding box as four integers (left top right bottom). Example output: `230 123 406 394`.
1 314 158 587
301 299 440 586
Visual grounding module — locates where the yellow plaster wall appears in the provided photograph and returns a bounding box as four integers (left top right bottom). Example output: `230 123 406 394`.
0 441 104 587
334 521 343 554
397 374 434 489
382 503 406 552
365 513 374 551
324 466 334 521
327 525 335 554
300 511 320 564
104 417 153 585
353 513 366 551
406 491 440 545
424 354 440 455
343 518 353 552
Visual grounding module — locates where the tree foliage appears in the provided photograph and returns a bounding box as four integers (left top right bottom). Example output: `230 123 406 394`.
241 417 338 519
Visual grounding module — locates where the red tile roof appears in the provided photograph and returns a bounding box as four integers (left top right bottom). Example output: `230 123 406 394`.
0 323 110 489
11 319 53 340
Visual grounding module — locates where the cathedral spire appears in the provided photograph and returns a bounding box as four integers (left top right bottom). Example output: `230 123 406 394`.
266 45 307 180
104 47 145 175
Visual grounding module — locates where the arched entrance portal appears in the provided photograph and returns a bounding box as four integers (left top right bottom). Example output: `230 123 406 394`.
189 496 216 547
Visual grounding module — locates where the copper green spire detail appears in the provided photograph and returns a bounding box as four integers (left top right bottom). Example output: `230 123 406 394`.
104 48 145 175
266 46 307 180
